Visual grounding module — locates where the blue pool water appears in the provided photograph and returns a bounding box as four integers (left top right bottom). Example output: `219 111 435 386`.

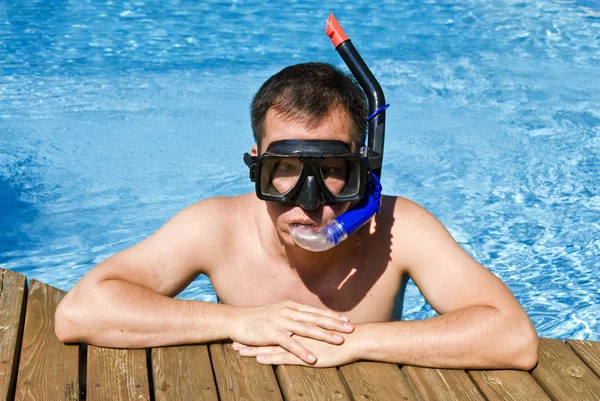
1 0 598 340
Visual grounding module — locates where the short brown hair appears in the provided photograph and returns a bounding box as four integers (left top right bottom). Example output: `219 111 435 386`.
251 62 367 153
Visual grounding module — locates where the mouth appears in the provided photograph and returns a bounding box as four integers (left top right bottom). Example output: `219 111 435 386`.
289 222 319 232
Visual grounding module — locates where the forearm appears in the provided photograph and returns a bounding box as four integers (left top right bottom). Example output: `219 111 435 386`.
351 306 538 370
55 278 237 348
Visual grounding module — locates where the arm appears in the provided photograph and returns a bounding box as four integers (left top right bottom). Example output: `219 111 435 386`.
380 199 539 370
350 305 537 370
55 197 353 361
235 199 538 369
55 197 234 348
237 307 536 369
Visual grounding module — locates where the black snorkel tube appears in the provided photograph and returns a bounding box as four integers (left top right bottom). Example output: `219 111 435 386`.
289 15 388 252
326 14 388 178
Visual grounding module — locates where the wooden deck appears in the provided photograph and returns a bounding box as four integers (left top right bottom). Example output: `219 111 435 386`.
1 267 599 401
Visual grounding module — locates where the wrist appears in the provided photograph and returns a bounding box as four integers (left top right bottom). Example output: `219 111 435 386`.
224 304 249 340
345 323 369 361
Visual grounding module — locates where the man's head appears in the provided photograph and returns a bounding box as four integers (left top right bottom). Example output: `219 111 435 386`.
247 63 369 246
251 62 367 154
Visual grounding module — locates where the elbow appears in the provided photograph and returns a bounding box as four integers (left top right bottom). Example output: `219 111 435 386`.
55 296 86 344
484 307 539 370
515 330 539 370
506 318 539 371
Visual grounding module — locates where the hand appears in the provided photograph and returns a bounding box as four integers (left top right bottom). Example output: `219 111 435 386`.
229 301 354 364
232 334 359 368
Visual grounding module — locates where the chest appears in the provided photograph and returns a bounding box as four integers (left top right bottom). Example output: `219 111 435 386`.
210 255 403 323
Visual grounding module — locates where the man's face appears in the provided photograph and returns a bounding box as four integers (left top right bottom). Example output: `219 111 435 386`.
252 108 355 246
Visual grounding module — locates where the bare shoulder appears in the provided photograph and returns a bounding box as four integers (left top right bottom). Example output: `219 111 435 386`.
171 193 256 266
378 195 468 276
72 193 256 298
382 195 438 225
180 194 251 234
378 195 448 252
381 195 525 316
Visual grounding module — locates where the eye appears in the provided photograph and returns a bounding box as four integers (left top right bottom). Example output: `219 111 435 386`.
319 159 347 178
322 166 343 176
279 162 295 171
271 159 303 179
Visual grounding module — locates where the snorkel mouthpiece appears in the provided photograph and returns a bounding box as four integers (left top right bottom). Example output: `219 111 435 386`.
290 173 382 252
290 15 388 252
289 222 346 253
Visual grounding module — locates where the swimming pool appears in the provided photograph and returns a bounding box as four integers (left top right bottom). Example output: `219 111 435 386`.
1 0 598 340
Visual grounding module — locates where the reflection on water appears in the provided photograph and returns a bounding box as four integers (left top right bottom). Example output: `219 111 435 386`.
1 0 598 340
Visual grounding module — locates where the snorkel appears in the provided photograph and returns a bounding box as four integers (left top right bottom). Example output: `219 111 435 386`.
289 14 388 252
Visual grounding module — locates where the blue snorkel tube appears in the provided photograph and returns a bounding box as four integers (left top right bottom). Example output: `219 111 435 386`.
290 15 389 252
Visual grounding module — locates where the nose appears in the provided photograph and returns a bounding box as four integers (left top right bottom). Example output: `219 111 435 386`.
296 176 322 211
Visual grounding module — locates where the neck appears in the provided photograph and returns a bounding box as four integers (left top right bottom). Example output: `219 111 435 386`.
283 242 338 272
253 196 362 277
265 220 360 278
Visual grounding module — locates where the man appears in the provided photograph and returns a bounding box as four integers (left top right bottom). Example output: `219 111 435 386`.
55 62 538 369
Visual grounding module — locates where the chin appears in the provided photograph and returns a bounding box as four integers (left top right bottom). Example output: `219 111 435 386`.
277 225 299 247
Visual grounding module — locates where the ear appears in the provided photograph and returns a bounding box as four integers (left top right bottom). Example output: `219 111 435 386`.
251 144 258 156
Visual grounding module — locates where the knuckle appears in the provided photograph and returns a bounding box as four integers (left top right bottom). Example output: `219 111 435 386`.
302 311 317 322
277 333 291 343
295 322 311 334
315 316 331 327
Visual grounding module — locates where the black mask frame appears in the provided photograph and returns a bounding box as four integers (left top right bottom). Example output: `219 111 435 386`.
244 140 375 210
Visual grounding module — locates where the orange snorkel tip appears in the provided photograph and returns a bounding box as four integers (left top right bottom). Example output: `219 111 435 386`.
326 14 349 48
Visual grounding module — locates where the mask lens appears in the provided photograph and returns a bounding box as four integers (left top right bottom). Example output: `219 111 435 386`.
260 158 303 196
319 159 359 196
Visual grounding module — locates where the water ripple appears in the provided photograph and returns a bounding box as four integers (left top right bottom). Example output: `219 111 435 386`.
1 0 598 340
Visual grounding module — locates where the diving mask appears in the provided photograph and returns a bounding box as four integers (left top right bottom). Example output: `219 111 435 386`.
244 140 376 210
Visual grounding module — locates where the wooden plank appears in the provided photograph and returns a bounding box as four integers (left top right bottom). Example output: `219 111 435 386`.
0 268 28 401
568 340 600 379
87 346 150 401
276 365 351 401
151 345 218 401
402 366 486 401
531 338 600 401
15 279 80 401
209 341 283 401
468 370 551 401
339 361 419 401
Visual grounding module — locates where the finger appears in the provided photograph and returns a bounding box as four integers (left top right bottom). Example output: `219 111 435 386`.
289 311 354 333
288 321 345 345
290 303 351 322
256 351 309 366
277 335 317 364
232 342 245 350
239 345 284 356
